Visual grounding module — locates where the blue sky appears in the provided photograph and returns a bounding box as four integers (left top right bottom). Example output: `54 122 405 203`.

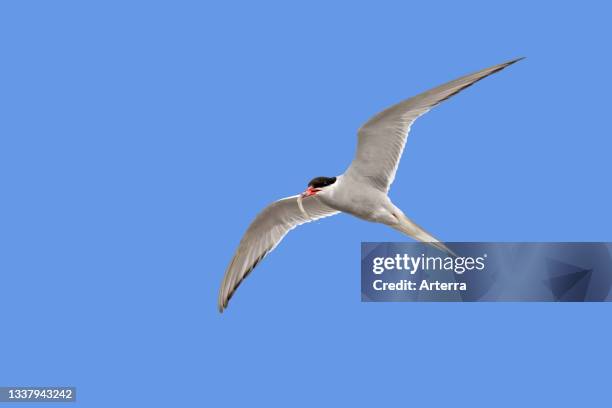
1 1 611 406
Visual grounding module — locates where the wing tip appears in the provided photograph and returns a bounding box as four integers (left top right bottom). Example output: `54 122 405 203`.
217 284 229 314
218 291 230 313
217 295 226 314
504 56 526 66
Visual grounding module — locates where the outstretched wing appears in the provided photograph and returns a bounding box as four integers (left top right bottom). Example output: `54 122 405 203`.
345 58 523 192
218 195 339 312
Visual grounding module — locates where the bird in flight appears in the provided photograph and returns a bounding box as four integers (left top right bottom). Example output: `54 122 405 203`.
218 58 523 312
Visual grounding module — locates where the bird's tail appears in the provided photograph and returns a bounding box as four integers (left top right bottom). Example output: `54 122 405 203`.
391 213 457 257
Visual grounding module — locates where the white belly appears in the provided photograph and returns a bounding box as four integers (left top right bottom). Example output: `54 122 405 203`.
318 177 396 224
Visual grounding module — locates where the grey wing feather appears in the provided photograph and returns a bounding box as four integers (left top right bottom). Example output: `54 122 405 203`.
345 58 523 192
218 195 339 312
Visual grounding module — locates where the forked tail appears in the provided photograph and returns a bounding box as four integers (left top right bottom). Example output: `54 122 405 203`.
391 213 457 257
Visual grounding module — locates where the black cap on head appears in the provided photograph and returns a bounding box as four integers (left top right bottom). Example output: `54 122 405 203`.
308 176 337 188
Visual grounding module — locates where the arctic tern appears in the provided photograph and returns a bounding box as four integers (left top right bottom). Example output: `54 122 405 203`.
218 58 523 312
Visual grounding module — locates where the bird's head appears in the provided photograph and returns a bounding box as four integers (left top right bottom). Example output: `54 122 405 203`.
301 176 337 197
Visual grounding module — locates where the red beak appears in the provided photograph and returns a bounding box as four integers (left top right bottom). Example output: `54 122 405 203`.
301 186 320 197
